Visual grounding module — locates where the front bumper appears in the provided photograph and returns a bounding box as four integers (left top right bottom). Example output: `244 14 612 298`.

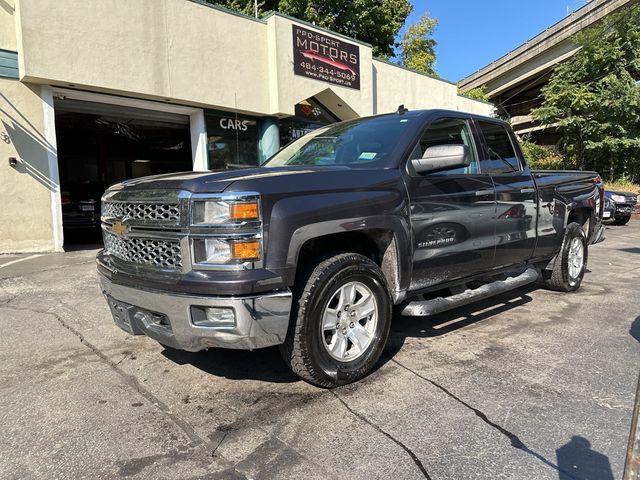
99 274 292 351
614 203 636 216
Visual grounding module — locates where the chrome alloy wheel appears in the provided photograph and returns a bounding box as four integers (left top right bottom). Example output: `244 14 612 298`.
320 281 378 362
567 237 584 284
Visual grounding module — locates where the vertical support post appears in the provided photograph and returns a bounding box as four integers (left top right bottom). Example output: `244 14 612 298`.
624 372 640 480
190 109 208 171
258 117 280 164
41 86 64 252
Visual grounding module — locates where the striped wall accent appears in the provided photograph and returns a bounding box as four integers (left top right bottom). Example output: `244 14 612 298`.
0 49 19 79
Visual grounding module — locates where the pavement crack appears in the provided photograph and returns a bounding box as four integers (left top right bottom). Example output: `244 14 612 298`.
392 359 526 449
331 390 432 479
3 303 234 469
390 358 581 480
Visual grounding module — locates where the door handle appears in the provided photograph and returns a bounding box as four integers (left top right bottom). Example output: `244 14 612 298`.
475 189 493 197
520 188 535 194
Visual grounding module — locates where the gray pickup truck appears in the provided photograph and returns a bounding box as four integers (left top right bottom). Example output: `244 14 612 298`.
98 109 605 387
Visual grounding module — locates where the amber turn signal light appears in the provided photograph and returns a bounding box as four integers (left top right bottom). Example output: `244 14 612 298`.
229 202 259 220
231 241 260 260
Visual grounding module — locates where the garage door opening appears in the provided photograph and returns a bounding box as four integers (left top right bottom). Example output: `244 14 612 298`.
54 98 192 247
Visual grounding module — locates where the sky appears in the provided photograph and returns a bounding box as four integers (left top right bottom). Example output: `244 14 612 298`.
402 0 589 82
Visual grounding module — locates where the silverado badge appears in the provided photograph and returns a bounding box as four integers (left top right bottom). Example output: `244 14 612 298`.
112 221 128 236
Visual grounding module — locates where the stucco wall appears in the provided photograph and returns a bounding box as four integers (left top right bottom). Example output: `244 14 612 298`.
0 0 16 51
0 79 55 252
16 0 270 115
372 59 493 116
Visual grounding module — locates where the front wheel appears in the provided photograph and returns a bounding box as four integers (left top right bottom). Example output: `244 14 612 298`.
612 214 631 226
280 253 392 388
543 222 588 292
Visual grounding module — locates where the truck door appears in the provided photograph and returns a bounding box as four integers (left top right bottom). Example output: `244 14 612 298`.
476 120 537 268
404 116 497 291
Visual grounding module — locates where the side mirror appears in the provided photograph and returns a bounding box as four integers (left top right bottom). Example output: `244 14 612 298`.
411 144 470 173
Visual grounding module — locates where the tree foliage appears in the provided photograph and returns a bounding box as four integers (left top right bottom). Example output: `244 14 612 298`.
209 0 413 58
397 13 438 76
459 86 489 102
278 0 412 57
206 0 277 17
520 139 569 170
531 3 640 181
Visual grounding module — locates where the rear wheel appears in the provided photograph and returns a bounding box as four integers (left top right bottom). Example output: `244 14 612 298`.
543 222 588 292
280 253 392 388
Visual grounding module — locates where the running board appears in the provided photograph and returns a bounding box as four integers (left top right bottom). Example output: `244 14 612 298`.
401 268 540 317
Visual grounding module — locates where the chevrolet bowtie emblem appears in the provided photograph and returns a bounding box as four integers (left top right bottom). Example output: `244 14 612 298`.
112 221 128 236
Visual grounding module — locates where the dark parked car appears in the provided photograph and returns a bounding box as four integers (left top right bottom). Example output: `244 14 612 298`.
97 109 605 387
602 195 617 224
604 190 638 225
61 188 101 230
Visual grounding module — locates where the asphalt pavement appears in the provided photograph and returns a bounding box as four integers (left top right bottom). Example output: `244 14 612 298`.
1 222 639 480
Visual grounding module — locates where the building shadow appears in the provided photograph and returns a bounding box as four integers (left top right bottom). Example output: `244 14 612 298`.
631 316 640 343
556 436 614 480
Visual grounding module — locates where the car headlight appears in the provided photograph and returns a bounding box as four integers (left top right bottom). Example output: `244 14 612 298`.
611 194 626 203
191 199 259 225
191 237 261 265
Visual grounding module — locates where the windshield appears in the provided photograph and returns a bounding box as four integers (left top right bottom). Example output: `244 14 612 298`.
263 115 415 168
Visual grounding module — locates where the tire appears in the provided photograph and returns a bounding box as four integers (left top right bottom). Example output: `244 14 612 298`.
612 214 631 226
543 222 588 292
280 253 392 388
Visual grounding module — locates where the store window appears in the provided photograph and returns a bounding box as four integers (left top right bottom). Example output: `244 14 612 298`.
206 112 259 170
279 99 339 147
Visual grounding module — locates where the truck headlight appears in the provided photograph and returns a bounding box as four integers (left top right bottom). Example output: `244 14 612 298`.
192 199 259 225
191 238 261 265
611 194 626 203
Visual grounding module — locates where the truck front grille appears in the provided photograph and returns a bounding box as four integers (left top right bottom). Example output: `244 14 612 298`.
102 202 180 223
103 232 182 270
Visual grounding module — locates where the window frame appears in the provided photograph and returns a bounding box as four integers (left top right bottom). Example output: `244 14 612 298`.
473 119 524 175
405 115 484 177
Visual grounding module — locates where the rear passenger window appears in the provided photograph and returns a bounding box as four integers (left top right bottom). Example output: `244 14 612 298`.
478 122 521 174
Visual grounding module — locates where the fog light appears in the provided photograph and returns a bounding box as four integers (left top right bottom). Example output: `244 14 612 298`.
190 306 236 328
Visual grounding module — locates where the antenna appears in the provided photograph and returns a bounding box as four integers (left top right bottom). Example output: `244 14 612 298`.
397 104 408 115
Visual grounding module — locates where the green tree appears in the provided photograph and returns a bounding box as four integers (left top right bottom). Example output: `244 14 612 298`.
278 0 412 57
531 2 640 180
459 86 489 102
210 0 412 57
205 0 278 17
397 12 438 76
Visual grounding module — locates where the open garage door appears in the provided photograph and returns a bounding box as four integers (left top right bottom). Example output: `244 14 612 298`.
54 98 192 245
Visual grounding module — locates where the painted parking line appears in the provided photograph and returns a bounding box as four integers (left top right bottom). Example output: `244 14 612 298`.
0 254 43 269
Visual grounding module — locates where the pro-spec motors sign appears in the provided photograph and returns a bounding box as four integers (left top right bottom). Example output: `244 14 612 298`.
292 25 360 90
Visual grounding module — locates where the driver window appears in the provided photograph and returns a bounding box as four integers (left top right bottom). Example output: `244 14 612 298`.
411 118 480 174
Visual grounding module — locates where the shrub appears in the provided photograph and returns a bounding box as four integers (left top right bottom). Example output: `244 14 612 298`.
520 140 570 170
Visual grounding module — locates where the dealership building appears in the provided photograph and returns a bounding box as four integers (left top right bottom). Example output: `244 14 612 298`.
0 0 492 253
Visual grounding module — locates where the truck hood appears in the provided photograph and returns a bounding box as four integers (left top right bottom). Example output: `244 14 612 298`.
109 166 400 195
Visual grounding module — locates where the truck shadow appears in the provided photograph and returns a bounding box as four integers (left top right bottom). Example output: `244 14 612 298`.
160 284 538 384
161 345 299 383
385 284 536 353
